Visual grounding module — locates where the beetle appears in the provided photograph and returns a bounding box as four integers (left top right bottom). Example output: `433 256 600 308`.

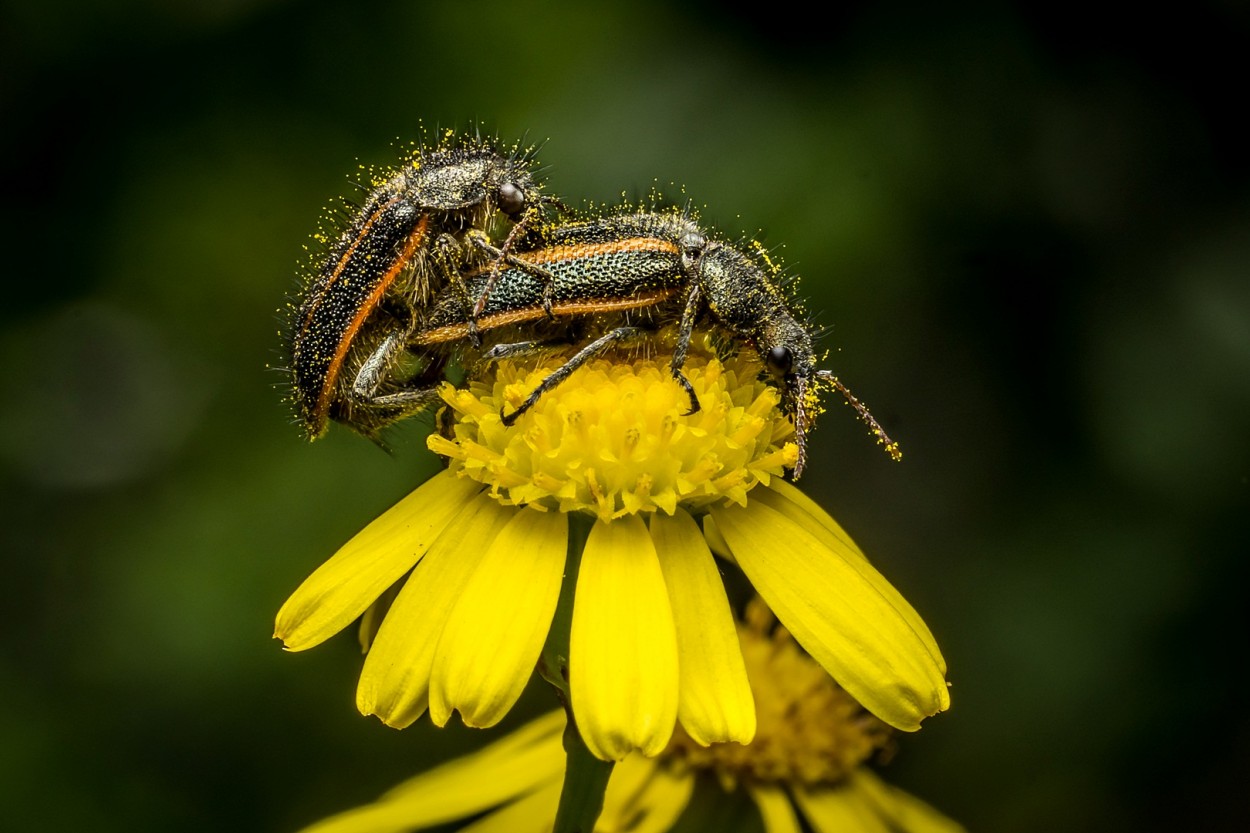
407 209 899 476
285 133 559 440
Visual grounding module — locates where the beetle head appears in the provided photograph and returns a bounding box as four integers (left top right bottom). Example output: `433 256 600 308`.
698 243 820 477
758 311 821 478
490 157 543 220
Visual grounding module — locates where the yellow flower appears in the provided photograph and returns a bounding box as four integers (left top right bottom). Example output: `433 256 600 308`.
292 602 964 833
275 341 949 760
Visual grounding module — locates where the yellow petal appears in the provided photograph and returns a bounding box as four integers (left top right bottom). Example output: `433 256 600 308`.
570 516 679 760
761 480 945 673
792 783 890 833
845 770 967 833
650 509 755 745
747 784 802 833
429 508 568 728
599 755 658 827
620 765 696 833
456 779 562 833
295 710 565 833
275 471 481 651
709 500 949 732
700 513 735 563
357 494 513 727
357 580 401 654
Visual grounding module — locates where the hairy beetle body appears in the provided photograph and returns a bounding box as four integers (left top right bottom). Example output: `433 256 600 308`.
403 209 897 475
417 211 696 344
286 135 552 440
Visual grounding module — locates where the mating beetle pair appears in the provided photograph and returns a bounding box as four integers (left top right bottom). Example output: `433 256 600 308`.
412 210 898 476
285 136 897 477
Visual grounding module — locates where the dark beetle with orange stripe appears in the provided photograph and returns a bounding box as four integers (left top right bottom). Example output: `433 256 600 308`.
409 209 899 477
286 134 557 440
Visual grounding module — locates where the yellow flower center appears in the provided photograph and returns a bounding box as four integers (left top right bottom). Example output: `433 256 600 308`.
663 599 892 788
428 340 798 521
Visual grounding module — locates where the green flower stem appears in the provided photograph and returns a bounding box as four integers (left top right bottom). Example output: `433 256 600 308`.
538 513 589 694
543 513 614 833
554 717 614 833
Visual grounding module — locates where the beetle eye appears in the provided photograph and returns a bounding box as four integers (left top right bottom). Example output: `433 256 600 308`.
497 182 525 215
766 346 793 374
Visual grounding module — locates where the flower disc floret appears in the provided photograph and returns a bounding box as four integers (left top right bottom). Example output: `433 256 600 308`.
427 351 797 521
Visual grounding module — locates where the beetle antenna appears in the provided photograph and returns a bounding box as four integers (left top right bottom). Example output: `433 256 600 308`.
815 370 902 461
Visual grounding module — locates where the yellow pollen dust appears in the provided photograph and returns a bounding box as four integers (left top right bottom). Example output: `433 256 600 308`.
664 599 893 788
428 347 799 521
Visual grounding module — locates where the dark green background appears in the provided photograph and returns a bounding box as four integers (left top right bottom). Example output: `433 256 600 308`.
3 1 1247 830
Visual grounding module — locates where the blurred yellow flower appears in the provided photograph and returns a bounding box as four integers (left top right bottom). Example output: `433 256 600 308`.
275 344 949 760
294 601 963 833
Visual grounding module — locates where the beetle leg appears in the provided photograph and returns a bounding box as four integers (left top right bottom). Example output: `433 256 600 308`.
670 282 703 416
474 319 591 372
541 193 572 216
359 385 445 409
377 294 416 331
466 227 560 321
349 328 444 411
430 232 479 346
482 340 549 361
500 326 643 426
351 329 408 402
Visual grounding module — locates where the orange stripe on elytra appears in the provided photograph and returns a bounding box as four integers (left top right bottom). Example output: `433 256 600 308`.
460 236 681 279
297 194 406 344
412 287 680 345
312 215 431 426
